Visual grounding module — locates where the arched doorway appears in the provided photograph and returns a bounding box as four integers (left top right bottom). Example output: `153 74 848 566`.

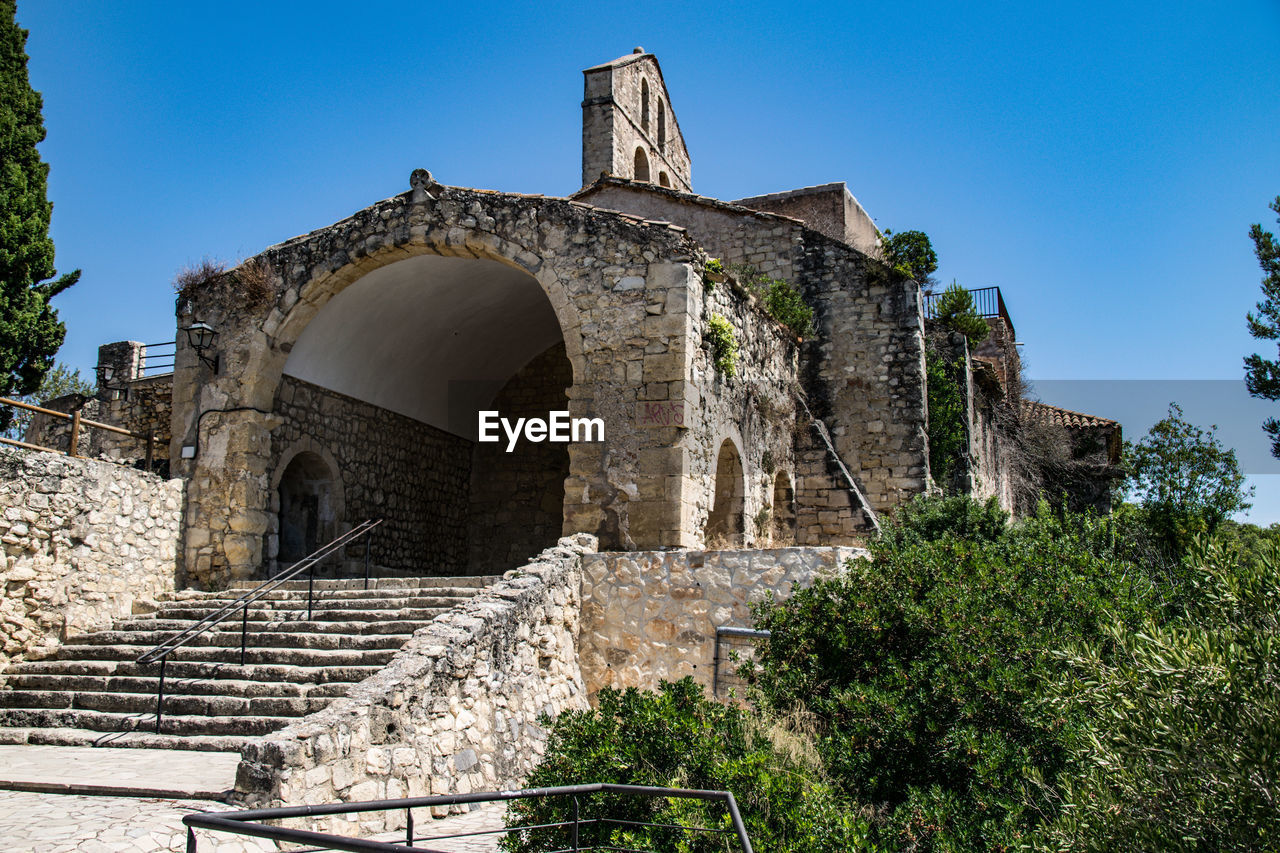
277 451 338 564
706 439 744 547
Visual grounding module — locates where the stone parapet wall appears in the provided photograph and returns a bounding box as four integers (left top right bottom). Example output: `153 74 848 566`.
25 375 173 470
579 546 863 698
233 534 596 834
0 449 183 673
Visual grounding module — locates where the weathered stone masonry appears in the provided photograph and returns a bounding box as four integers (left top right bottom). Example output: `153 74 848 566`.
0 450 183 673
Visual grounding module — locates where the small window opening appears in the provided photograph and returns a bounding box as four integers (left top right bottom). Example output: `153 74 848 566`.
634 147 650 182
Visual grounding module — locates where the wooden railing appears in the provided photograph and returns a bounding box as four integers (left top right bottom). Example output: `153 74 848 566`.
0 396 164 470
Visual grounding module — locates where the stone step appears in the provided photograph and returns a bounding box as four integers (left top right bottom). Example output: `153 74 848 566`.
0 725 253 752
150 606 455 623
44 643 396 668
3 673 352 699
0 707 294 738
73 629 412 652
174 586 481 603
114 617 430 636
0 689 333 718
157 594 470 614
10 658 380 683
225 575 501 591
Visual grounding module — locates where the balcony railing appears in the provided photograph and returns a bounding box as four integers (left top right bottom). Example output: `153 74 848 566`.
138 340 176 377
923 286 1014 340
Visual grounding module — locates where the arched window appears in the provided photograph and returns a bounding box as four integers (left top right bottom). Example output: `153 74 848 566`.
657 100 666 152
658 172 671 188
640 78 650 133
706 439 745 547
634 147 650 182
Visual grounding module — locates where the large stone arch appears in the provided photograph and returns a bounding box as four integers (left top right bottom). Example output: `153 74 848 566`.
172 184 705 585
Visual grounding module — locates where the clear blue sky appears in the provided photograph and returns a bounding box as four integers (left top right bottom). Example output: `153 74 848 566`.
16 1 1280 519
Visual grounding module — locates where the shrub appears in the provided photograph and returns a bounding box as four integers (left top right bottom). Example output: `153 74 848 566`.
747 497 1152 850
930 281 990 346
501 679 872 853
726 264 815 338
926 345 968 491
1036 536 1280 852
706 313 738 376
882 229 939 290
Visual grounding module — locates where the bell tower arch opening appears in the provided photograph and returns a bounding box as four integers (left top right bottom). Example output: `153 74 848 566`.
634 147 650 182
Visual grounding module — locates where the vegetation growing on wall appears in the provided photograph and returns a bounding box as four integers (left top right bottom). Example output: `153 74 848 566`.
925 345 967 492
706 313 739 376
174 257 273 308
930 281 990 346
727 264 815 338
881 228 938 291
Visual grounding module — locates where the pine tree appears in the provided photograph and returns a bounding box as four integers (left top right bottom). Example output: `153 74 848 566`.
0 1 78 429
1244 196 1280 457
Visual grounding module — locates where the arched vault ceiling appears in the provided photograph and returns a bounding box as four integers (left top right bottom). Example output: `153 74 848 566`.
283 255 563 438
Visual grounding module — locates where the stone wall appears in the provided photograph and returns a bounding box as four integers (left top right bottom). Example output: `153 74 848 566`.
579 545 862 698
234 534 595 834
269 376 473 576
467 343 572 574
734 182 882 258
0 449 183 673
575 180 800 283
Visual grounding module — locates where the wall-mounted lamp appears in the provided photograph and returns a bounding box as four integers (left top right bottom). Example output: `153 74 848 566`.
183 322 219 371
95 363 125 400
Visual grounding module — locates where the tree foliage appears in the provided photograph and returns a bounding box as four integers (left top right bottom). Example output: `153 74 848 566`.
1123 402 1252 554
501 679 871 853
882 229 938 291
925 345 967 492
930 281 990 346
1244 195 1280 457
2 361 91 440
1038 536 1280 852
0 2 79 428
747 496 1153 851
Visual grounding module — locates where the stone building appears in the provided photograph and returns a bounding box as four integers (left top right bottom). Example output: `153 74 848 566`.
64 49 1114 589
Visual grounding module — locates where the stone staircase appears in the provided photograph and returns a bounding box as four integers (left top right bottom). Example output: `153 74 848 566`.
0 575 498 752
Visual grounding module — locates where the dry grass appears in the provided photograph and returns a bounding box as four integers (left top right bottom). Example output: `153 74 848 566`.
172 256 273 307
173 258 227 301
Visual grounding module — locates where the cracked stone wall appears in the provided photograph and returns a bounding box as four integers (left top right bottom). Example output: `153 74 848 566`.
579 546 863 698
0 450 183 674
234 534 595 835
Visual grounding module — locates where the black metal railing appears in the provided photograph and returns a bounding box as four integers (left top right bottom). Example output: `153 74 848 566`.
182 783 755 853
136 518 382 733
712 626 769 698
922 285 1014 339
139 340 176 376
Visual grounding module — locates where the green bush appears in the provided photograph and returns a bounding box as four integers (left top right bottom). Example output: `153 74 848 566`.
706 313 738 376
726 264 816 338
501 679 872 853
747 497 1153 851
1036 536 1280 852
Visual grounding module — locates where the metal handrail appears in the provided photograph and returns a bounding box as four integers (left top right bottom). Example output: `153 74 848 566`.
137 518 382 733
182 782 755 853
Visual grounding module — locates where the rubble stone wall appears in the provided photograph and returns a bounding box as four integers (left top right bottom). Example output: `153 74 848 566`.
269 376 473 576
234 534 596 835
0 450 183 673
579 545 862 698
466 343 572 574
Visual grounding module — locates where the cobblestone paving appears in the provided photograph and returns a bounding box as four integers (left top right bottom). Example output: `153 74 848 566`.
0 791 277 852
0 791 507 852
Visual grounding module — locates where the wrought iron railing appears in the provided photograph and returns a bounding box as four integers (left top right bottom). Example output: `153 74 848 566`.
182 783 755 852
139 340 176 376
922 285 1014 339
136 518 383 733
